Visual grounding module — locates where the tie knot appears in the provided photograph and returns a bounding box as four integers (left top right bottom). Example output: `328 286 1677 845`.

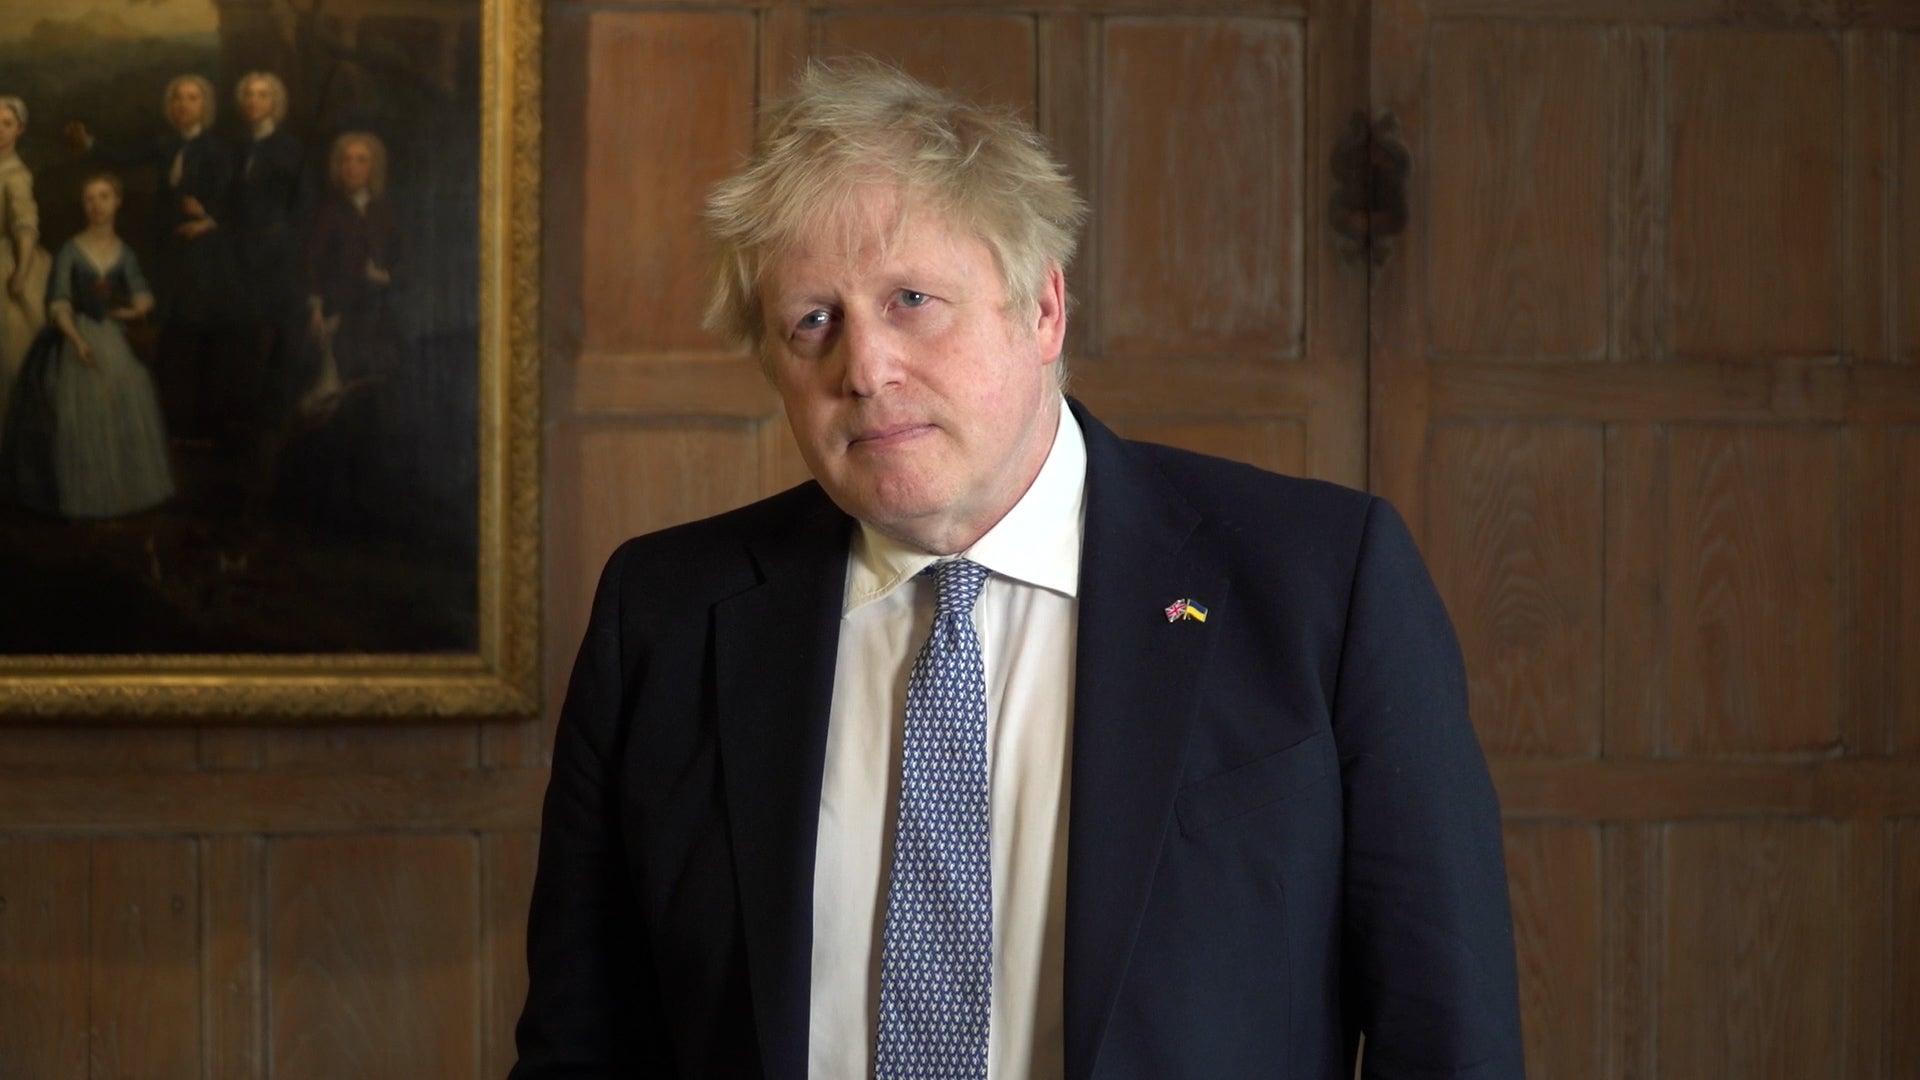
927 558 989 617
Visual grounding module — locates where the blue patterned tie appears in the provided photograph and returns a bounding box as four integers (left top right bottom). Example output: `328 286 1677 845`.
874 558 993 1080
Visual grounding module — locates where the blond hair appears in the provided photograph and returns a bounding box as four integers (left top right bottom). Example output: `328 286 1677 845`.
702 59 1087 357
235 71 289 124
163 74 216 127
329 131 388 198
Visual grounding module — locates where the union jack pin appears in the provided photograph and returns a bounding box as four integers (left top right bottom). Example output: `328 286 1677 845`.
1164 598 1209 623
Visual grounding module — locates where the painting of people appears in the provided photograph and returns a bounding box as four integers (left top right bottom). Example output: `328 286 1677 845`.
0 0 487 658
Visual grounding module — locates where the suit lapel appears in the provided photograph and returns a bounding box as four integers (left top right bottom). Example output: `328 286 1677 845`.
714 489 850 1080
1063 406 1229 1080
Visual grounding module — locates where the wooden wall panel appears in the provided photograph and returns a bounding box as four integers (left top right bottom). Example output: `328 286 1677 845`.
820 12 1037 119
1504 824 1601 1079
89 839 201 1079
1667 31 1842 359
1661 823 1842 1079
1665 427 1841 755
262 725 478 769
0 840 89 1079
1428 23 1608 360
578 11 756 356
483 832 539 1079
1098 18 1304 357
1896 821 1920 1078
267 836 480 1078
1425 424 1603 756
0 727 198 770
1901 428 1920 752
202 837 264 1080
1110 418 1307 477
1901 36 1920 363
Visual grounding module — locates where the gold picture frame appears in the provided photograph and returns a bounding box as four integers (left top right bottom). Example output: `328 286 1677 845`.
0 0 540 718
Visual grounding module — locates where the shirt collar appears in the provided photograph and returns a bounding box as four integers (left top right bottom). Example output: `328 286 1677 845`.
252 119 276 140
843 395 1086 613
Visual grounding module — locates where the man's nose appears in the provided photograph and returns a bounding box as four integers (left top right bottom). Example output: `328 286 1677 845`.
836 311 903 398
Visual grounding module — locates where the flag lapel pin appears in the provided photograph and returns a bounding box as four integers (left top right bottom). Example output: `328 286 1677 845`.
1164 598 1209 623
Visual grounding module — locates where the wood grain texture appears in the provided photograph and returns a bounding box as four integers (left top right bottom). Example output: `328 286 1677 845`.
1668 30 1843 358
1900 427 1920 752
1425 424 1604 756
1098 17 1304 356
0 727 198 769
1490 758 1920 819
820 12 1037 120
1428 22 1608 360
89 838 200 1079
482 832 539 1079
1110 417 1307 476
1660 823 1843 1079
1426 359 1920 422
1429 0 1920 25
578 10 755 354
1602 825 1657 1080
1843 427 1892 757
0 839 89 1079
201 836 264 1080
267 836 480 1078
1843 821 1890 1078
1843 30 1892 363
1895 821 1920 1079
260 725 479 770
1503 824 1601 1079
1666 427 1842 754
1040 12 1097 365
1902 35 1920 362
1603 425 1666 756
1609 26 1666 363
0 770 546 833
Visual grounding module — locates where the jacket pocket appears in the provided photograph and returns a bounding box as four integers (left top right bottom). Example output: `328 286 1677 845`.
1175 729 1335 836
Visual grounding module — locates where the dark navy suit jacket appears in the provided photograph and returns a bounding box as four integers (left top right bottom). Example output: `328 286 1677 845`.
513 402 1525 1079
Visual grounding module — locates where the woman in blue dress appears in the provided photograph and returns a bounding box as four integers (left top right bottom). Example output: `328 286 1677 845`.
0 172 173 517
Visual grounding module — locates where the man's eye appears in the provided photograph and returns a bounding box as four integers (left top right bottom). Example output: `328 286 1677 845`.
897 290 930 308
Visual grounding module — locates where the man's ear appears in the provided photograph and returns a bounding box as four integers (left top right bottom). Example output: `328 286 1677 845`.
1033 264 1067 363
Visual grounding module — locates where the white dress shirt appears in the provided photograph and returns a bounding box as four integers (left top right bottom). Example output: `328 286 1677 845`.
809 397 1085 1080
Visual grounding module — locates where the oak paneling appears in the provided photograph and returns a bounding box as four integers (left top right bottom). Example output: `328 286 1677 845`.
1661 823 1842 1079
1426 424 1603 756
1609 26 1666 365
0 840 89 1079
1901 36 1920 362
1428 23 1608 360
1110 417 1307 475
1098 17 1304 357
1844 30 1891 363
261 725 479 769
1602 825 1657 1080
1504 824 1601 1079
578 11 756 355
202 837 264 1080
267 836 480 1078
820 12 1037 119
1603 425 1665 756
0 726 198 770
1901 429 1920 752
1668 30 1842 359
483 832 539 1079
1666 427 1841 755
90 839 201 1079
1896 821 1920 1078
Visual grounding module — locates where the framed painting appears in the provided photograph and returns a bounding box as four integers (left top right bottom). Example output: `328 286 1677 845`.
0 0 540 717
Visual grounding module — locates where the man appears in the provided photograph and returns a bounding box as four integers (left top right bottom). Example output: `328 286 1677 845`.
514 62 1524 1080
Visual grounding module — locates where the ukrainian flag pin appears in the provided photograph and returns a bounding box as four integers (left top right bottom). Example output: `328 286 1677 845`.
1163 598 1208 623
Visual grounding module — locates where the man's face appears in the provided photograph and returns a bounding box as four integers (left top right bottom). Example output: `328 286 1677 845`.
761 185 1066 554
239 78 275 124
338 142 374 193
167 81 205 130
